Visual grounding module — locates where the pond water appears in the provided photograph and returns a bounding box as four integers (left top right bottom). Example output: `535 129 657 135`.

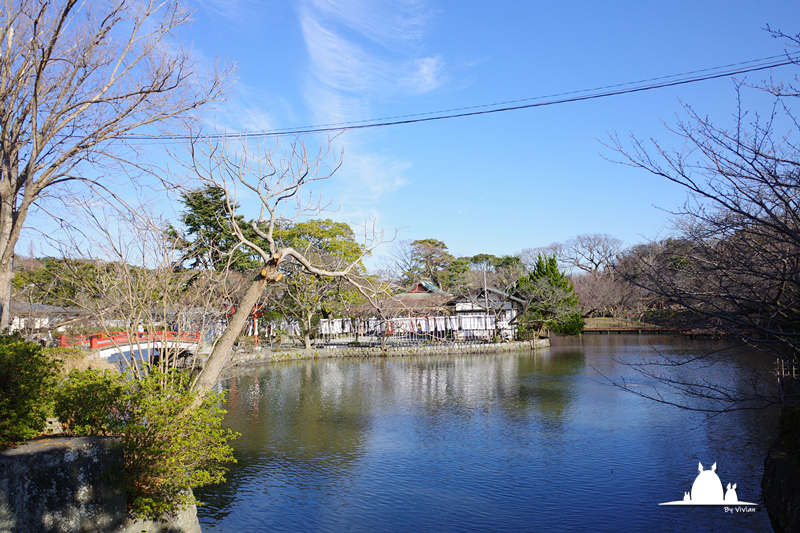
195 335 780 532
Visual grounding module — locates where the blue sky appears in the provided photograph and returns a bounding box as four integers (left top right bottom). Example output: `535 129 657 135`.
25 1 800 265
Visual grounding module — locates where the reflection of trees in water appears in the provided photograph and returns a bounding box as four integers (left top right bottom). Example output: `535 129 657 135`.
555 335 780 508
196 361 372 520
225 361 371 460
503 350 585 431
197 351 586 521
392 351 585 437
574 335 777 412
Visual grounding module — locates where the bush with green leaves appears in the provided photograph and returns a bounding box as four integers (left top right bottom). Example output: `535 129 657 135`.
554 311 585 336
0 334 61 447
121 370 238 518
54 368 125 435
56 367 238 519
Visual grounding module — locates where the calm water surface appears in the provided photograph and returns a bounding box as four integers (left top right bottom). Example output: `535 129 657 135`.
195 335 779 532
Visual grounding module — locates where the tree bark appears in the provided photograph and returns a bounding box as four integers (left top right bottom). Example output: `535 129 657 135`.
190 266 280 397
0 188 16 332
0 257 13 332
302 315 312 349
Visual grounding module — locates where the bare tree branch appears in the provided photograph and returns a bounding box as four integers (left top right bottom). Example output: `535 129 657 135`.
0 0 234 329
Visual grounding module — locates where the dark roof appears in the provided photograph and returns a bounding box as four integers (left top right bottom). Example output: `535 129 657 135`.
449 287 525 307
484 287 525 305
11 302 85 315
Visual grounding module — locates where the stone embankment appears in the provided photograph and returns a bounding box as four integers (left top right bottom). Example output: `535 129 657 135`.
0 436 200 533
762 437 800 533
222 338 550 368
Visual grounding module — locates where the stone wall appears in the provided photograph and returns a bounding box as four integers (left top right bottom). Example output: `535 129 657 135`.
225 338 550 367
0 436 200 533
762 437 800 533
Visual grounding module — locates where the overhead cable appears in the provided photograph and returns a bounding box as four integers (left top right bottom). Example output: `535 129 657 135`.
123 52 800 142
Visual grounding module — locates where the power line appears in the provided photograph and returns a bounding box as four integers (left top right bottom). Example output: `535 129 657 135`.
125 53 800 142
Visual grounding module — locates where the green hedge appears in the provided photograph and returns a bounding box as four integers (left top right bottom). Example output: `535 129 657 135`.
54 368 125 435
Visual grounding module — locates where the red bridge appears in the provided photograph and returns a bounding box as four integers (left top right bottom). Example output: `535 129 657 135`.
60 330 202 350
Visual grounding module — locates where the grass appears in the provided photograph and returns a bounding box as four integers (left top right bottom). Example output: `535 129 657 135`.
44 346 119 374
584 317 659 329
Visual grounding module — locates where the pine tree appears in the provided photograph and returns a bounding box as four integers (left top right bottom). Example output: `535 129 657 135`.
168 187 261 273
515 254 584 336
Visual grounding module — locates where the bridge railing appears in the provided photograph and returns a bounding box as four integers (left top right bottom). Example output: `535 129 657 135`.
60 331 202 350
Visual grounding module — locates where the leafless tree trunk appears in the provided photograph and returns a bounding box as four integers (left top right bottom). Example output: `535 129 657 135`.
180 135 383 398
0 0 233 330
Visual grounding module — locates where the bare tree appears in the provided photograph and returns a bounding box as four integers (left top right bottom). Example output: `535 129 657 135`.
518 243 561 272
181 135 383 398
521 234 623 275
0 0 233 330
346 273 406 350
560 234 624 274
607 98 800 351
380 239 418 287
49 200 235 380
324 275 371 344
572 271 646 319
603 30 800 409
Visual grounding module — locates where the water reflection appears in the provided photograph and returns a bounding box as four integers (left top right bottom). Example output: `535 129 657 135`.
196 337 778 533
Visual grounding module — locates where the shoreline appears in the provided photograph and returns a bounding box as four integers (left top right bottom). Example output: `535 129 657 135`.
218 338 551 369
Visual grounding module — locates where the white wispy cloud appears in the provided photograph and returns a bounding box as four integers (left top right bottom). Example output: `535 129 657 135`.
349 149 410 198
208 82 298 133
305 0 431 48
300 0 446 96
403 55 445 93
296 0 445 224
193 0 271 27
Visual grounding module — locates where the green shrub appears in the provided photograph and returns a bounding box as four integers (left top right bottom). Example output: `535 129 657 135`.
0 334 61 447
54 368 125 435
779 406 800 464
552 312 586 336
118 369 238 519
55 367 238 519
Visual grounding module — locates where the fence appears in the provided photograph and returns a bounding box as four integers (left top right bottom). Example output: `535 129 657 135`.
54 315 521 350
776 358 800 398
313 315 516 347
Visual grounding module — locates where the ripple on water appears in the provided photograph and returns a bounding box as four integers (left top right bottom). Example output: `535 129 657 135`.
196 342 778 533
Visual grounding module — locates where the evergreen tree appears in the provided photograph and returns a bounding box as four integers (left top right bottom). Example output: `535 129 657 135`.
515 254 584 336
169 187 261 272
408 239 455 289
